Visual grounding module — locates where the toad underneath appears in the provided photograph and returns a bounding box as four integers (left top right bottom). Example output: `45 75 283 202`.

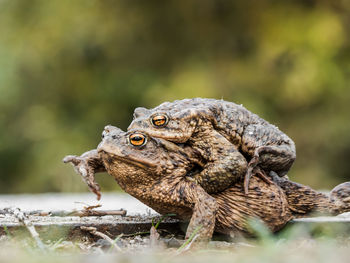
63 125 350 241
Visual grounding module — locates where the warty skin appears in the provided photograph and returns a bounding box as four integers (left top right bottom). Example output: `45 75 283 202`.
128 98 296 194
63 125 350 241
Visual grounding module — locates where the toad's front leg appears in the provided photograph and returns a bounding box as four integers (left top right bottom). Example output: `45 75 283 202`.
192 130 247 193
63 149 105 200
152 177 218 242
184 183 218 242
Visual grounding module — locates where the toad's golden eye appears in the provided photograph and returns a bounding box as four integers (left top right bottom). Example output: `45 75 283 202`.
151 115 168 127
129 133 147 147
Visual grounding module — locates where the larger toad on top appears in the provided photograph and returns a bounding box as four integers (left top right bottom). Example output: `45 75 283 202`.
128 98 296 194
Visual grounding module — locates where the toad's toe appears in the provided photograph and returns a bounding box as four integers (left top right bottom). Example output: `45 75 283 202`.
330 182 350 214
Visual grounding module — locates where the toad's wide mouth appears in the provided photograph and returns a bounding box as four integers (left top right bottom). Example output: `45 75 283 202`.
98 149 157 169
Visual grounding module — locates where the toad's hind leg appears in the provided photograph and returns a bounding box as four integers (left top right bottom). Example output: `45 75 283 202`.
271 172 350 216
241 124 296 194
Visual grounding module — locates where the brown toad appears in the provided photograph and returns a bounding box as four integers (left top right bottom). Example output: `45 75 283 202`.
63 125 350 241
128 98 296 194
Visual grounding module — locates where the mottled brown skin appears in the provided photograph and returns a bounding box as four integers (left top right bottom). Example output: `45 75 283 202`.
128 98 296 194
270 172 350 217
63 125 350 241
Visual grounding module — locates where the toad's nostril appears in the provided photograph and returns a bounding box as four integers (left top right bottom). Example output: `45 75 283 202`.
104 125 113 133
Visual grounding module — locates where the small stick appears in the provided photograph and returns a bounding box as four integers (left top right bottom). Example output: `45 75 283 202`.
28 209 127 217
83 204 102 210
5 207 46 251
76 209 127 217
80 226 122 252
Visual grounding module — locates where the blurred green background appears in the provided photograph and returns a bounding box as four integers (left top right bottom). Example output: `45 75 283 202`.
0 0 349 194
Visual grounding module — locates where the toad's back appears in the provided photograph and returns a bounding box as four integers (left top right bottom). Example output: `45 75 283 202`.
156 98 295 155
135 98 296 193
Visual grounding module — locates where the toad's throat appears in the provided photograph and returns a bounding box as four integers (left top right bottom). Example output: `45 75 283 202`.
99 150 157 169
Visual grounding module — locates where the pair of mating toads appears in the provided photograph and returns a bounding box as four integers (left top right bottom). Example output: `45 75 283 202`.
64 98 350 241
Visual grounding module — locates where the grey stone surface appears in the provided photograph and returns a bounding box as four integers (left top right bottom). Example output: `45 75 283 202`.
0 192 156 216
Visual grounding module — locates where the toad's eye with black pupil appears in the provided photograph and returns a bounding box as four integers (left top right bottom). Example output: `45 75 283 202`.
151 115 167 127
129 134 146 146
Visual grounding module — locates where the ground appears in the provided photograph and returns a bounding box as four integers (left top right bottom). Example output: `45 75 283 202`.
1 193 350 263
1 231 350 263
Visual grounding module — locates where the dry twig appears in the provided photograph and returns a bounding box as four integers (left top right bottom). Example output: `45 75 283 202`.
26 209 127 217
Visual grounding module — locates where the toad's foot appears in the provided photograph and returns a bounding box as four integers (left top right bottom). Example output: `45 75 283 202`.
243 166 272 194
330 182 350 214
243 144 296 194
184 182 218 242
63 149 105 200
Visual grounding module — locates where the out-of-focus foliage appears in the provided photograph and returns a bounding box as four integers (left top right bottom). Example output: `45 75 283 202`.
0 0 349 193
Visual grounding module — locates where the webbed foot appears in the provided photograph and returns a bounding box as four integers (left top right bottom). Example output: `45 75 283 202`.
244 165 272 194
63 153 102 200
